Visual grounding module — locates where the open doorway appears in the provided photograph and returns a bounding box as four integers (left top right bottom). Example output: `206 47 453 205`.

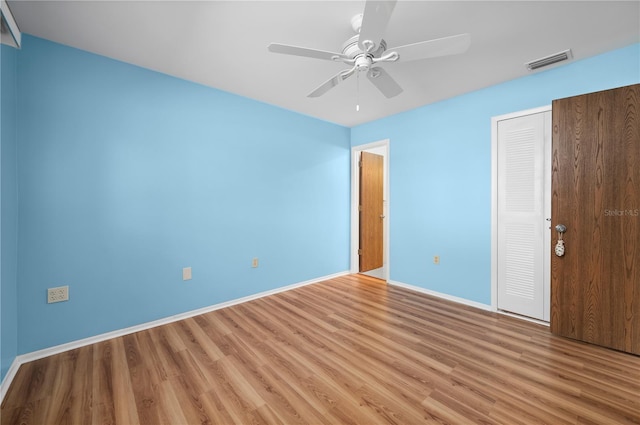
351 140 389 281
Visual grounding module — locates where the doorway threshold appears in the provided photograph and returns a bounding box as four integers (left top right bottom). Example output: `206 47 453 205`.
360 267 386 281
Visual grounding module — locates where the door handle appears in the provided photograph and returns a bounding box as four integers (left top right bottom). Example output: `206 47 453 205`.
554 224 566 257
380 215 385 219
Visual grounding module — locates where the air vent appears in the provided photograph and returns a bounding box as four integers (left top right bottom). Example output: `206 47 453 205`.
526 49 573 71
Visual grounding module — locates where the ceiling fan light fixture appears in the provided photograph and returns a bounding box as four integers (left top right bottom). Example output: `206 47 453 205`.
525 49 573 71
355 55 372 72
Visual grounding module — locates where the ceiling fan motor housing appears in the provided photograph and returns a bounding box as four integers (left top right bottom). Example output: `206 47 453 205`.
341 34 386 71
342 35 386 58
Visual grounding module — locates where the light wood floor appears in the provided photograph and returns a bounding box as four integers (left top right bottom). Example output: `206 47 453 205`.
2 274 639 424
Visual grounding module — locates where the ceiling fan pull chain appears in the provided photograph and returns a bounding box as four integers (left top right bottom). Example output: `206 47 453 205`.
356 71 360 111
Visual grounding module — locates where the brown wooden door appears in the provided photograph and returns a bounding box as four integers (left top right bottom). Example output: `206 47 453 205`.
359 151 384 272
551 84 640 355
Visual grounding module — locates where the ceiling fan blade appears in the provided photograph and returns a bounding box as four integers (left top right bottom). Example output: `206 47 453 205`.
268 43 347 61
390 33 471 62
367 67 403 98
358 0 397 52
308 68 356 98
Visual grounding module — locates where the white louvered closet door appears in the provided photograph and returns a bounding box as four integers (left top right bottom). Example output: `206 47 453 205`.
497 111 551 321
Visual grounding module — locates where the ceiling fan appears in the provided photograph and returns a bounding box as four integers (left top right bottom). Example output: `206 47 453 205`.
267 0 471 99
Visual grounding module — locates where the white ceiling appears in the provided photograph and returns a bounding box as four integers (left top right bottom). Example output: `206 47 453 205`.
6 1 640 127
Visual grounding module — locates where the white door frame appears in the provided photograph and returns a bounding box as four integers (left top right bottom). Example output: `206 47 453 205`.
351 139 390 281
491 105 551 321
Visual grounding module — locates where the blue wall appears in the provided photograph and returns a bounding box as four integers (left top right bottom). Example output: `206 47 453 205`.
16 35 351 353
5 33 640 358
352 43 640 305
1 44 19 381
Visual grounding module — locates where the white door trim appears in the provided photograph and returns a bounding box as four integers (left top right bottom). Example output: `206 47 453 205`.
351 139 390 281
491 105 551 316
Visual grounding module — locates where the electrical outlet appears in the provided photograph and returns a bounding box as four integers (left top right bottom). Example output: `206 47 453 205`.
183 267 192 281
252 258 259 268
48 286 69 303
434 256 440 265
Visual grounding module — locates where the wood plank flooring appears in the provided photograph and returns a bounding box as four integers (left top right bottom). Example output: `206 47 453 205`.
2 274 639 424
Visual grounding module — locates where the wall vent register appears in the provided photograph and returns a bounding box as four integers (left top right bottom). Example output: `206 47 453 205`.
526 49 573 71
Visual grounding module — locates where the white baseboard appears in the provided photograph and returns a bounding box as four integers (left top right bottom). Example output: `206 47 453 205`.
388 280 551 328
1 357 21 402
496 310 550 326
0 270 348 404
387 280 494 312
